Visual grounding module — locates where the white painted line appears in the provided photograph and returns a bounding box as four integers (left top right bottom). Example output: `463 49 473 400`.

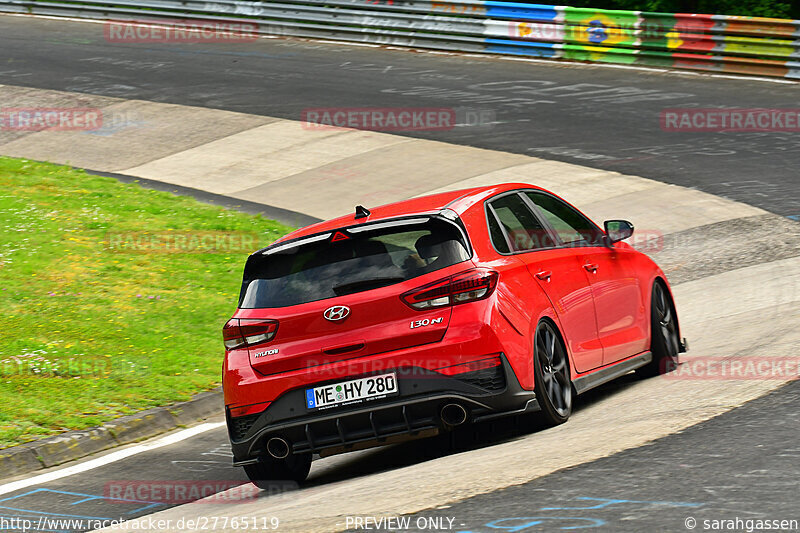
0 422 225 497
1 13 795 86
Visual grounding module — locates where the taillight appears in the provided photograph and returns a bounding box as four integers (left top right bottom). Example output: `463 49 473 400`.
222 318 278 350
401 268 498 310
228 402 271 418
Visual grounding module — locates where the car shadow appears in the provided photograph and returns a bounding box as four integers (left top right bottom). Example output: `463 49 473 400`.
301 371 645 487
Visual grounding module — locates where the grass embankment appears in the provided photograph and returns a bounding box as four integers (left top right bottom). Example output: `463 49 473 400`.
0 157 293 448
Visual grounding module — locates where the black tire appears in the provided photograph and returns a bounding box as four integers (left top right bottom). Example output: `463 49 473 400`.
243 453 312 489
638 281 681 377
533 320 573 426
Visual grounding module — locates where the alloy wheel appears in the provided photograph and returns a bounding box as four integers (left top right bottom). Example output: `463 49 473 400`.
536 321 572 418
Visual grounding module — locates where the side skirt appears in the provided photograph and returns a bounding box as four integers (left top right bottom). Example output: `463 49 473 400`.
572 351 652 395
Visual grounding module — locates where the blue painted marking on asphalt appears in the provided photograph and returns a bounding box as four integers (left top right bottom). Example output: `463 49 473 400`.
69 497 97 505
540 496 704 511
81 121 147 137
41 488 160 512
0 487 165 518
0 505 109 520
484 517 606 531
448 496 706 532
788 215 799 221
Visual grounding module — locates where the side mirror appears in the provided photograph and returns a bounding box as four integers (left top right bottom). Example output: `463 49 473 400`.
604 220 634 244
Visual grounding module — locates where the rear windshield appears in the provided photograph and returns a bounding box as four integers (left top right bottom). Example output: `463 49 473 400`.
239 217 471 308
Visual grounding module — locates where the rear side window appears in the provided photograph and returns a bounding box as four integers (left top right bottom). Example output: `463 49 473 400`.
487 212 510 254
525 192 602 246
488 194 554 252
239 218 471 308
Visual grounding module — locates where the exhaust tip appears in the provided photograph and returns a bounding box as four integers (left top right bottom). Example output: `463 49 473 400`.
266 437 290 459
440 403 468 426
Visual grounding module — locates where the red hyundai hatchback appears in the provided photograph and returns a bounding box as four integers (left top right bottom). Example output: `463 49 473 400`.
222 183 685 485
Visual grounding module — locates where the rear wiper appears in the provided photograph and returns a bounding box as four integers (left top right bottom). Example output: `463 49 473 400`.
332 277 405 296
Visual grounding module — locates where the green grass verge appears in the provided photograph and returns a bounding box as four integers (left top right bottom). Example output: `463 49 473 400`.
0 157 293 449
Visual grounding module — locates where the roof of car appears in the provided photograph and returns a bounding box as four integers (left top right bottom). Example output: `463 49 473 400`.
276 182 542 243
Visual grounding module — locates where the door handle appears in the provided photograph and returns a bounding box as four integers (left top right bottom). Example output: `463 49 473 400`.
535 270 552 281
583 263 598 273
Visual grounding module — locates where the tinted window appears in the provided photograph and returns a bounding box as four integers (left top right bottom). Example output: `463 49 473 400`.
239 218 470 308
525 192 602 246
487 211 510 254
488 194 554 252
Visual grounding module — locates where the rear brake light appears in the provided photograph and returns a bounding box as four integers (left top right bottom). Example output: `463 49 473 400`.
228 402 271 418
223 318 278 350
401 268 498 310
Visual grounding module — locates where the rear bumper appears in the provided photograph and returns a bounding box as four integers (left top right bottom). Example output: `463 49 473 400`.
227 355 537 465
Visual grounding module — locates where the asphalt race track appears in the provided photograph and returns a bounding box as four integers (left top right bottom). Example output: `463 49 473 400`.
1 15 799 219
8 380 800 533
392 379 800 533
1 12 800 533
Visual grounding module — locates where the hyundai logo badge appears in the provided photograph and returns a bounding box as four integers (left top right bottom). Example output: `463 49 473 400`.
323 305 351 322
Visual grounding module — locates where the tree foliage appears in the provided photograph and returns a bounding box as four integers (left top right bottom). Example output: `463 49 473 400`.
564 0 795 19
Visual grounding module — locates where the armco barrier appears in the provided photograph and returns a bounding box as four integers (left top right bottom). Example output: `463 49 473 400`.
0 0 798 80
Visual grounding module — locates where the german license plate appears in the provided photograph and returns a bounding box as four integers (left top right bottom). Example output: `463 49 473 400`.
305 373 398 410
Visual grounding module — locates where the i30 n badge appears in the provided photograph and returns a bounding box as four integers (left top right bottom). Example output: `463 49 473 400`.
221 183 687 487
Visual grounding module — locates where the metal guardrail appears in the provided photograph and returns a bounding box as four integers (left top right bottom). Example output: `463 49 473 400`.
1 0 798 79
